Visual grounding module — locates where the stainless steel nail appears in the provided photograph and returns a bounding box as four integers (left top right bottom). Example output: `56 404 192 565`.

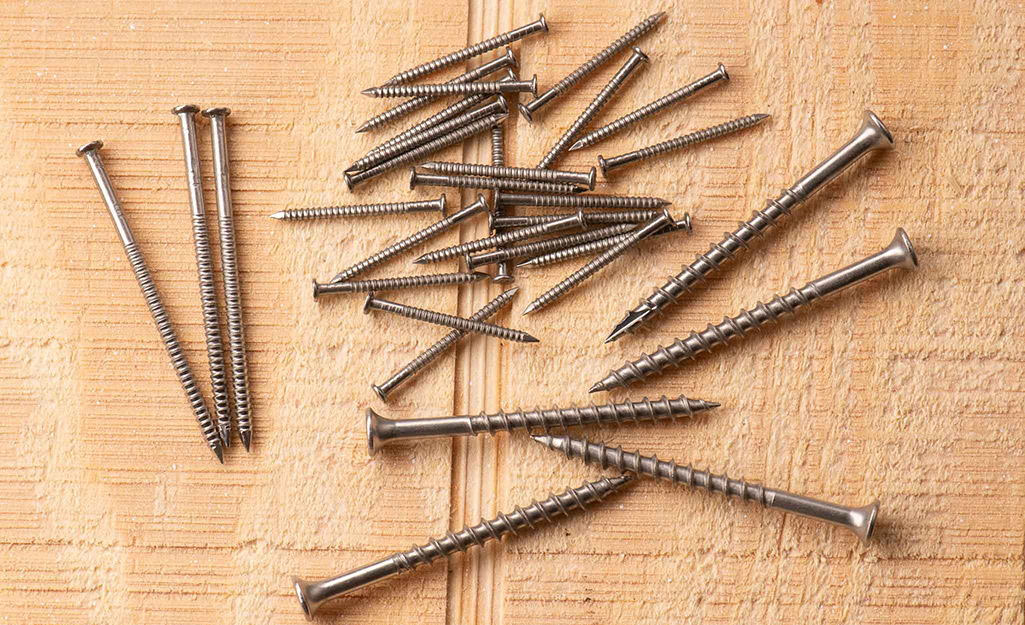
409 169 582 194
496 191 669 209
271 196 446 221
364 293 539 343
421 161 597 189
491 209 658 229
489 122 514 283
413 212 586 265
465 223 636 270
313 271 488 298
518 213 691 268
363 75 537 99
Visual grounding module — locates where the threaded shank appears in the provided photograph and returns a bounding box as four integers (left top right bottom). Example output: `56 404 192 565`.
317 272 485 295
368 297 535 343
375 95 489 150
276 199 443 221
469 223 636 268
523 214 690 267
190 214 230 443
218 214 251 445
422 161 594 187
546 13 662 96
494 209 659 228
618 114 768 165
415 172 580 194
497 192 668 209
418 218 580 264
367 81 528 98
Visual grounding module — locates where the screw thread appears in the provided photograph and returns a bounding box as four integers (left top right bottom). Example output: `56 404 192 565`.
366 80 530 98
537 49 647 169
383 17 546 86
348 114 505 187
332 196 487 282
608 114 768 170
368 296 537 343
373 289 518 400
491 124 505 166
422 161 595 187
546 13 663 96
469 223 636 268
494 209 659 228
316 271 486 295
522 213 690 267
372 94 489 146
571 64 728 150
274 198 444 221
417 217 581 264
489 124 515 283
191 214 231 445
389 476 630 574
124 241 222 459
498 192 668 209
415 172 581 194
218 214 251 447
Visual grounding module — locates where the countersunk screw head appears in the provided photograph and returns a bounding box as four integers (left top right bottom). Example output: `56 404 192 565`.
438 193 448 217
716 62 730 82
517 102 534 123
172 104 200 115
311 279 321 300
494 95 509 115
201 106 231 118
76 140 103 157
371 384 388 403
586 166 597 190
538 13 549 32
362 293 374 314
528 74 539 97
408 168 419 191
504 46 519 69
597 155 610 177
631 45 650 64
344 172 355 192
366 407 387 456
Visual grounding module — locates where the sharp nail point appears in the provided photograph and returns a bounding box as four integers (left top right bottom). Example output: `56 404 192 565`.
706 401 722 409
213 445 224 463
568 141 584 152
361 88 374 96
269 211 284 220
587 382 604 393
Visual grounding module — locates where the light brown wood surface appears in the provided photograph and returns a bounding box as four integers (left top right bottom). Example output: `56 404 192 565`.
2 1 1023 623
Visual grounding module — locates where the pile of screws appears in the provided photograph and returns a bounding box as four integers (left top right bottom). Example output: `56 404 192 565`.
76 106 253 463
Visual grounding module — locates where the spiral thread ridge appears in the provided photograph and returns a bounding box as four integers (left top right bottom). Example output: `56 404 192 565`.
470 223 636 268
498 192 668 209
423 161 594 187
490 125 505 167
349 114 504 187
124 242 221 457
218 215 251 445
366 80 528 98
489 123 515 282
390 477 628 573
276 199 443 221
524 214 690 267
369 297 536 343
418 218 580 264
374 289 516 399
495 209 659 228
374 94 489 149
416 172 581 194
546 13 663 96
383 18 546 86
332 198 487 282
191 214 231 444
624 114 767 163
537 51 647 169
318 272 485 294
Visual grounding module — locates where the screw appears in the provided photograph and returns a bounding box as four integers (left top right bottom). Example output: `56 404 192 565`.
534 435 878 543
522 210 675 315
598 113 770 176
409 169 583 194
362 75 538 99
173 105 232 449
592 228 918 391
466 223 637 270
491 209 660 229
518 213 691 268
569 63 730 152
76 141 223 463
364 293 539 343
421 161 597 190
348 98 509 173
202 107 253 452
518 12 665 122
413 212 586 265
381 14 548 86
330 194 489 283
372 288 518 401
270 195 446 221
356 48 517 133
292 475 630 619
536 47 648 169
496 191 669 209
365 395 718 455
345 113 507 190
313 271 488 298
605 110 895 343
489 122 514 283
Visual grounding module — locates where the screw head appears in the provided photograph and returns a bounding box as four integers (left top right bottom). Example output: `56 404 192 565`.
312 279 321 300
528 74 539 97
76 140 103 157
371 384 388 402
503 46 518 69
408 168 418 191
438 193 448 217
517 102 534 123
660 208 676 229
172 104 200 115
463 251 475 270
365 407 386 456
493 95 509 115
292 577 315 621
344 171 356 192
538 13 549 32
717 62 730 82
597 155 609 177
586 166 597 190
362 293 374 314
632 46 650 63
201 106 231 118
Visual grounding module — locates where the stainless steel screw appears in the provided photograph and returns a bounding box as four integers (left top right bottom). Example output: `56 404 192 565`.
409 169 582 194
605 110 895 343
270 196 446 221
413 212 586 265
536 47 648 170
363 75 538 99
381 14 548 86
518 12 665 122
372 288 518 401
421 161 597 190
173 105 232 449
489 122 514 283
356 48 517 133
465 223 637 270
202 107 253 452
533 435 878 543
491 209 658 229
569 63 730 151
76 141 223 463
313 271 488 298
292 475 630 620
592 228 918 392
345 113 507 190
348 98 509 173
365 395 718 455
330 194 489 283
598 113 770 176
496 191 669 209
364 293 539 343
522 210 674 315
490 124 505 167
519 213 691 268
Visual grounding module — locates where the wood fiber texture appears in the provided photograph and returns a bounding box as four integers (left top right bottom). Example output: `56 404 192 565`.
1 1 1023 623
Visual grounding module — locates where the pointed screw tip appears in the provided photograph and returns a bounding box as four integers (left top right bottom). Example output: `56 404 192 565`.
361 88 374 96
213 445 224 464
706 401 721 409
568 140 584 152
588 381 605 393
521 302 539 316
269 211 285 220
240 431 252 452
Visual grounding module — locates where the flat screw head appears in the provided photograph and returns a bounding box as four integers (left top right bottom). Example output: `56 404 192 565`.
312 279 321 300
538 13 549 32
597 155 609 177
438 193 448 217
587 166 597 190
172 104 200 115
504 46 519 69
494 95 509 115
76 140 103 157
344 172 355 192
366 407 384 456
716 62 730 81
517 102 534 123
631 45 650 63
371 384 387 403
201 106 231 118
408 168 418 191
528 74 539 97
362 293 375 314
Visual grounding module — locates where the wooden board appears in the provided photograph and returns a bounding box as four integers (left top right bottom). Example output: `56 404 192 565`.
1 1 1023 623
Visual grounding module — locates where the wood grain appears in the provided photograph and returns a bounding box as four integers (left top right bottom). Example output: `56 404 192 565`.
1 1 1023 623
